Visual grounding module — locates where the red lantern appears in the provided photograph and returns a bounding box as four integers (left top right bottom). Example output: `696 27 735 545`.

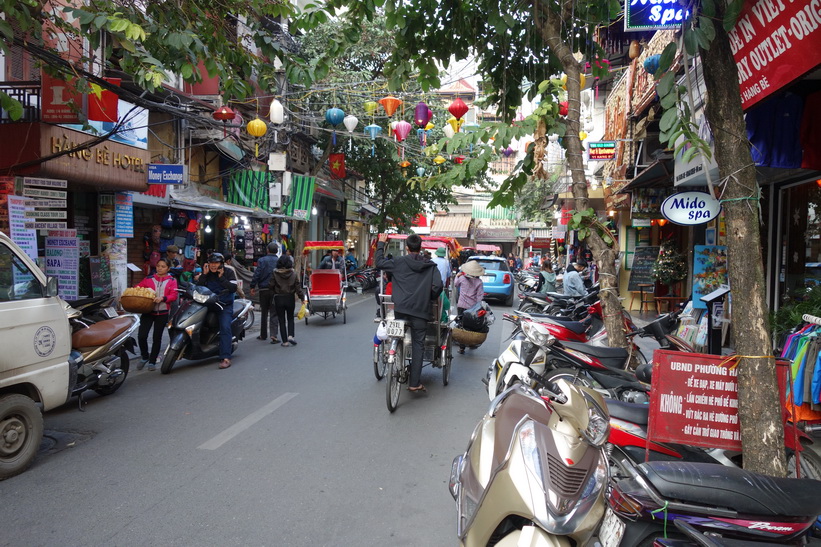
454 155 465 164
559 102 569 116
213 106 236 136
448 97 469 120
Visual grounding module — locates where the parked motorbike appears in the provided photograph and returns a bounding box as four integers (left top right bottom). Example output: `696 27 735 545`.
601 458 821 547
160 284 253 374
64 294 119 324
488 313 651 403
449 380 610 546
65 302 139 405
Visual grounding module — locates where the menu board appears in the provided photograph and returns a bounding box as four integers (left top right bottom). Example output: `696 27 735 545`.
45 229 79 300
627 245 659 291
80 255 112 297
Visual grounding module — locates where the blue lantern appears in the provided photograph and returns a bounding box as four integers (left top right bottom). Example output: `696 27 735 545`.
643 54 661 75
364 124 382 156
325 107 345 145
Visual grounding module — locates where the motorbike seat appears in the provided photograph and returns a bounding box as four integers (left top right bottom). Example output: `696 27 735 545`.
637 461 821 518
559 340 629 369
232 300 246 318
529 314 587 335
64 294 113 309
72 316 134 350
604 398 649 425
521 291 549 301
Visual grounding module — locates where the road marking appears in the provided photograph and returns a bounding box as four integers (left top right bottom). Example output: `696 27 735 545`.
197 392 298 450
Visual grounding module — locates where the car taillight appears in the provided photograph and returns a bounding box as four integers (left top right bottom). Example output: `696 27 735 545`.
503 274 511 284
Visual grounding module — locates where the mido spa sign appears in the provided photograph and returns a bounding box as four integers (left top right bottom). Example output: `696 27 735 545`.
660 191 721 225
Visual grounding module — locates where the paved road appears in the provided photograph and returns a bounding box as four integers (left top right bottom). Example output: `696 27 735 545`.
1 291 511 546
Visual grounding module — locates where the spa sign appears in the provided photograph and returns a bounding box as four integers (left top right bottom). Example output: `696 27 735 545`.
661 191 721 225
625 0 690 32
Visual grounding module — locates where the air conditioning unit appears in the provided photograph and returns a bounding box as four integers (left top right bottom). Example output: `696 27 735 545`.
638 132 673 166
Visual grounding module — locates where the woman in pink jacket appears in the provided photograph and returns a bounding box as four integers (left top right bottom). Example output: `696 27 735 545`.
134 258 178 371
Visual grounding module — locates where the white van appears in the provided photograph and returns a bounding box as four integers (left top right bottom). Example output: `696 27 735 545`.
0 231 72 480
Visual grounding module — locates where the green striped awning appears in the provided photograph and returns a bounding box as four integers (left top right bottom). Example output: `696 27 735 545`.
472 199 517 220
228 170 271 211
283 175 315 220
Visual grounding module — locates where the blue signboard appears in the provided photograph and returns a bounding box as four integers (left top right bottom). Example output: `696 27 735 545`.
625 0 689 32
147 163 185 184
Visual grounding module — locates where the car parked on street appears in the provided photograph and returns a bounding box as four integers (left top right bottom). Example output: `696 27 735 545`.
466 255 514 306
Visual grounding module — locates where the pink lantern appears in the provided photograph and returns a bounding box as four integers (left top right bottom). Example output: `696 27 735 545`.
448 97 469 120
394 120 412 142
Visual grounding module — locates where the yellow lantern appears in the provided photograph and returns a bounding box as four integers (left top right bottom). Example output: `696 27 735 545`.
561 73 586 90
425 122 435 131
446 117 463 133
579 131 588 141
246 117 268 157
363 101 379 116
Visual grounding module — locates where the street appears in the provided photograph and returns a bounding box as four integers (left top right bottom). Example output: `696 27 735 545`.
0 291 502 546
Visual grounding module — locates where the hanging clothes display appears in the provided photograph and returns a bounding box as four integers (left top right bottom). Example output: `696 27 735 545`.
780 314 821 422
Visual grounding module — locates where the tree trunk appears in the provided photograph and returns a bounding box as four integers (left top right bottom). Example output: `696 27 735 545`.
700 2 785 476
534 0 628 352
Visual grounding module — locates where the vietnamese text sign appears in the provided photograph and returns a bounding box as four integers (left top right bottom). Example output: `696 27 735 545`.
730 0 821 109
588 141 617 161
114 192 134 238
649 350 742 451
147 163 185 184
45 229 79 300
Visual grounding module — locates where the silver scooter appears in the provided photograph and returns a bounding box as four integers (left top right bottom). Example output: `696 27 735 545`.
450 379 610 546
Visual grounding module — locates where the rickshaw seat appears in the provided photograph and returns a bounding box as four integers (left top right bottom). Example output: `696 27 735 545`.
309 271 342 295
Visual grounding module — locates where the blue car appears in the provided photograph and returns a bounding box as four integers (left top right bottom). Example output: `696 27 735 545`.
467 256 514 306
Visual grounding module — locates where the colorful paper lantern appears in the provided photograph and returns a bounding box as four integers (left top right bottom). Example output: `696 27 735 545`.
443 124 455 139
364 101 379 116
212 105 236 136
446 117 463 134
379 95 402 117
433 155 446 165
414 102 430 128
399 160 411 168
448 97 469 120
325 107 345 145
503 147 514 157
559 101 569 116
269 99 284 124
561 73 587 89
343 114 359 133
425 122 435 131
416 167 426 177
246 117 268 157
644 54 661 75
364 124 382 156
579 131 588 141
454 155 465 164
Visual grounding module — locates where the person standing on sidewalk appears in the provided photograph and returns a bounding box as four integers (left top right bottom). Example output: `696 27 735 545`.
250 242 280 343
134 258 178 371
270 255 305 347
375 233 443 392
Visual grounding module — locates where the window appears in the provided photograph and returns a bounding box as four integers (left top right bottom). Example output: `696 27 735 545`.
473 259 508 272
0 244 44 301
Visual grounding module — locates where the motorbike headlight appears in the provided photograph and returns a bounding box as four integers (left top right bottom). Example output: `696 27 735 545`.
580 392 610 447
193 292 209 304
521 321 554 348
518 420 545 490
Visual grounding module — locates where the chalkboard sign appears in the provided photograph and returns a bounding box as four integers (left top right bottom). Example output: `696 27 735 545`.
79 256 112 297
628 246 660 292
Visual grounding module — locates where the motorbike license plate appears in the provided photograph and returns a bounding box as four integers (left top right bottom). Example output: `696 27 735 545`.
386 320 405 338
599 507 625 547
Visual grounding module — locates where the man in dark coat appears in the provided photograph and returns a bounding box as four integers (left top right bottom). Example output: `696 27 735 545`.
250 242 280 343
375 233 444 392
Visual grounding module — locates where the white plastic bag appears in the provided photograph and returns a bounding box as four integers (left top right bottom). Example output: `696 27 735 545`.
376 321 388 341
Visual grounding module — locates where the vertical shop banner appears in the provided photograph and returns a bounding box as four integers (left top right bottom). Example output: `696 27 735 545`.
105 238 128 302
692 245 728 309
45 229 79 300
730 0 821 109
283 175 315 220
228 170 270 210
114 192 134 238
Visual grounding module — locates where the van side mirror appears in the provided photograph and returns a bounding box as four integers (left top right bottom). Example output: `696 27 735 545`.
46 277 59 297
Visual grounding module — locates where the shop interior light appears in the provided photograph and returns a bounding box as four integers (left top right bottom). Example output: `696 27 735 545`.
205 224 212 234
311 206 318 216
241 216 248 222
204 212 212 220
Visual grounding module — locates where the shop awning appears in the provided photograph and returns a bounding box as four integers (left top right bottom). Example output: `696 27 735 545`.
527 228 553 247
620 159 674 193
170 185 288 218
430 215 472 238
315 182 345 202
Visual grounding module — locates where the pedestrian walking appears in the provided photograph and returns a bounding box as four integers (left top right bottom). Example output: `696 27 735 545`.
454 260 485 354
250 242 280 343
270 255 305 347
135 258 178 371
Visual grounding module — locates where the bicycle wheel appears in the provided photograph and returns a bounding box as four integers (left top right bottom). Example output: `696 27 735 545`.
386 340 403 412
373 343 387 381
442 331 453 386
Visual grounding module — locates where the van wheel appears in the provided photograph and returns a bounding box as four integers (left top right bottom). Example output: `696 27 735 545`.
0 394 43 480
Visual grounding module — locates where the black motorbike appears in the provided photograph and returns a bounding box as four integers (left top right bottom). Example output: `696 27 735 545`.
160 284 254 374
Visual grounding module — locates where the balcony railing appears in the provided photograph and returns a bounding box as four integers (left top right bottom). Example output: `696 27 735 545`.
0 81 41 123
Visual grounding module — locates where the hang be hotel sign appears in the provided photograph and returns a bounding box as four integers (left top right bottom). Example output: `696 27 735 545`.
661 191 722 225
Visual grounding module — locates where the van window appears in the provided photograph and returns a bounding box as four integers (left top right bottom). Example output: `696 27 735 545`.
0 244 44 301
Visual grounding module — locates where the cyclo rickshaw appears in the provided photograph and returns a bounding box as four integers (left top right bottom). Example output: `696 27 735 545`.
369 234 460 412
302 241 347 324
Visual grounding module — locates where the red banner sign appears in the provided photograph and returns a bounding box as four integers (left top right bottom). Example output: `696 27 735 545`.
730 0 821 110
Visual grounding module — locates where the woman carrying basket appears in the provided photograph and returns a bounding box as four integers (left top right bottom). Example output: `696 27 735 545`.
453 261 485 354
134 258 178 370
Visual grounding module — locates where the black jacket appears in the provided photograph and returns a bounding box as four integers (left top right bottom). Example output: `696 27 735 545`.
269 267 305 300
196 267 238 305
375 241 443 320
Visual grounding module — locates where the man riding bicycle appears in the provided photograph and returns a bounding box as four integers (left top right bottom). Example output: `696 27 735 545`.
375 233 443 393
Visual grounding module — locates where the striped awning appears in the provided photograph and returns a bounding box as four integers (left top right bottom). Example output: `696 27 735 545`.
472 199 517 220
430 215 471 238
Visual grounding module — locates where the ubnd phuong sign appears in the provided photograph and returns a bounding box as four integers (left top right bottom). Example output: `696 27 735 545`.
625 0 690 32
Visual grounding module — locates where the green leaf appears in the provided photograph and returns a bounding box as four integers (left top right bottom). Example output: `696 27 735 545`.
180 63 194 79
660 91 677 110
657 42 678 77
0 92 24 121
723 0 745 31
683 28 698 56
656 71 675 98
694 28 711 51
603 234 613 246
572 212 582 226
699 16 716 42
701 0 716 18
659 107 678 132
